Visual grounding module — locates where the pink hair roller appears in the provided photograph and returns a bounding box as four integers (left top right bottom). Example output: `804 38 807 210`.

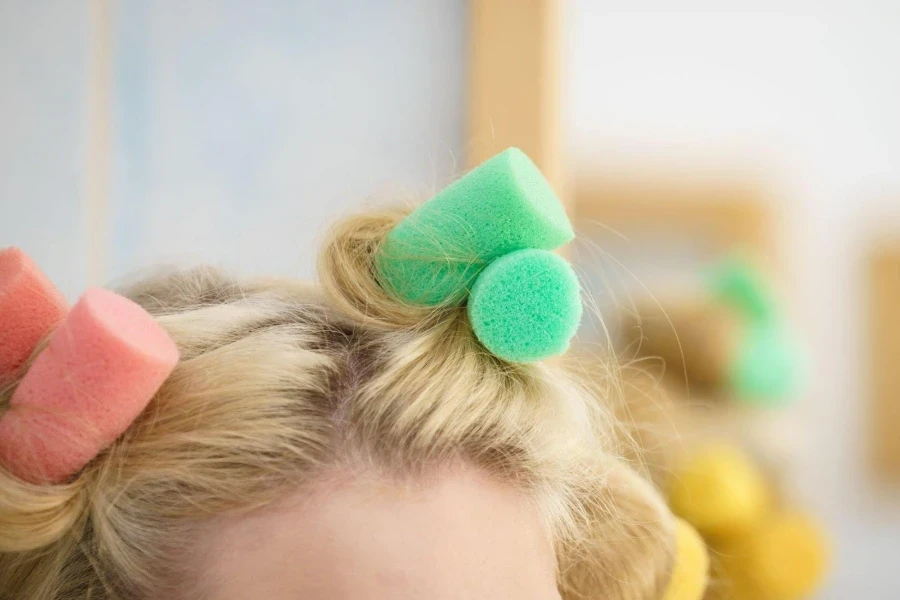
0 287 179 484
0 247 69 378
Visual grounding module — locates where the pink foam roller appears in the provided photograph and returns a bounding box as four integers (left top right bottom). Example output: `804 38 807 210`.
0 247 68 378
0 288 179 483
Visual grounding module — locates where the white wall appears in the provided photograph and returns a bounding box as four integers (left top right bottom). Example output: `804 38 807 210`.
0 1 87 298
565 1 900 597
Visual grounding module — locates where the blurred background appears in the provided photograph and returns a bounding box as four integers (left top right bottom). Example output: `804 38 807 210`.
2 1 899 597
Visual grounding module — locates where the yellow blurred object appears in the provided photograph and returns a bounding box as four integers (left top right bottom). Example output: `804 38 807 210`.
720 512 829 600
662 518 710 600
669 445 769 537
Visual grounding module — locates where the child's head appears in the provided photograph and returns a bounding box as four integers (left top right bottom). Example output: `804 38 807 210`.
0 151 704 599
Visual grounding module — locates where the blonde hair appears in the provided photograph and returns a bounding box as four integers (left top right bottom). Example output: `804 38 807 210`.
0 210 676 599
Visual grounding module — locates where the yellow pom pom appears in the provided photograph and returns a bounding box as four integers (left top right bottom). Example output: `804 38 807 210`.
662 518 710 600
669 445 769 537
743 512 829 599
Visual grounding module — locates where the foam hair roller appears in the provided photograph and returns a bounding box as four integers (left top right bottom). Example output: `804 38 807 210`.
377 148 574 306
0 247 68 378
468 249 582 363
377 148 582 363
662 518 710 600
724 512 829 600
0 287 179 484
669 445 770 537
730 323 802 406
708 257 803 405
709 257 778 324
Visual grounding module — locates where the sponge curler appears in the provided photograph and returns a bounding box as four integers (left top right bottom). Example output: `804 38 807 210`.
468 249 582 363
0 247 69 378
377 147 574 306
662 518 710 600
0 288 179 484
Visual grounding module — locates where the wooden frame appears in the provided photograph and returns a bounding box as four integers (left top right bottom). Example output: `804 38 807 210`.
869 244 900 483
467 0 564 200
573 176 775 264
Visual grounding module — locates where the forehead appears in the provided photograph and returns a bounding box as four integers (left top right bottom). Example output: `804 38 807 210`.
197 467 561 600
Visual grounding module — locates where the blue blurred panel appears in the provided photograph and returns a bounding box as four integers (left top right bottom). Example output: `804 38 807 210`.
0 1 87 298
112 0 465 280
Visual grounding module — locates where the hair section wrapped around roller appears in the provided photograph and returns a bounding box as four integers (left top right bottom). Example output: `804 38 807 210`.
375 147 582 363
0 249 179 484
0 247 68 378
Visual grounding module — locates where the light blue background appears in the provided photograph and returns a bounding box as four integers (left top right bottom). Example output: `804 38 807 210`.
111 0 465 281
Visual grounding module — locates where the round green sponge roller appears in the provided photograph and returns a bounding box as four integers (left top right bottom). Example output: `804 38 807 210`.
468 249 582 363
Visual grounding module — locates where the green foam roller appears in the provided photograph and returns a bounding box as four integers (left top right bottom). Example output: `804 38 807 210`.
468 249 582 363
377 148 574 306
709 257 777 324
729 323 803 407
